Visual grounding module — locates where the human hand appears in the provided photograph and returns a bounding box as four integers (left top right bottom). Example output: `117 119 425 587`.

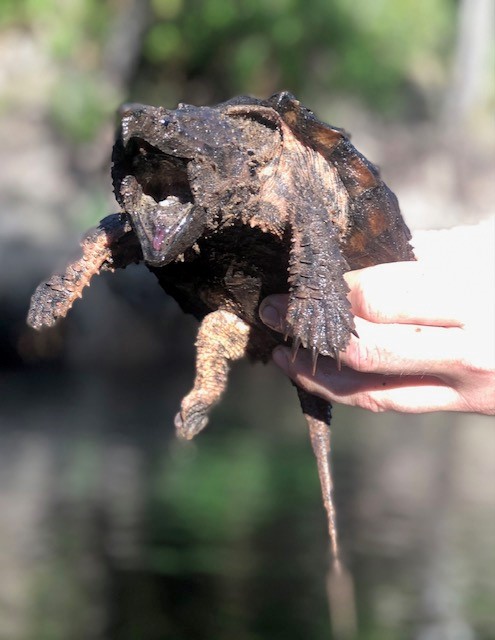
259 219 495 415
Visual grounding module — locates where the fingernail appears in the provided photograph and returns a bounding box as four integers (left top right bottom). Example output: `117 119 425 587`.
259 302 281 331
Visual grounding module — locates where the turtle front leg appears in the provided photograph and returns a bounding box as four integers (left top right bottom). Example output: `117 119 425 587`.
27 213 141 330
174 310 251 440
286 206 356 370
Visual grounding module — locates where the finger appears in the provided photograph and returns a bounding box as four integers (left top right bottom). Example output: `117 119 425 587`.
272 346 464 413
344 262 467 327
340 316 465 377
262 296 465 378
259 294 289 332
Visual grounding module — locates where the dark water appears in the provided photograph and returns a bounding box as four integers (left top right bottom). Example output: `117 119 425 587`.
0 256 493 640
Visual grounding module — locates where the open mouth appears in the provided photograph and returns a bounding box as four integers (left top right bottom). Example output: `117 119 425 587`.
125 137 192 205
113 136 202 265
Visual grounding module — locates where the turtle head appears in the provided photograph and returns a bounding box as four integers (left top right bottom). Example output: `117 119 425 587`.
112 101 282 266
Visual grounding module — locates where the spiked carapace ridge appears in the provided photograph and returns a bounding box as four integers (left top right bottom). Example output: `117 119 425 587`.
28 92 414 568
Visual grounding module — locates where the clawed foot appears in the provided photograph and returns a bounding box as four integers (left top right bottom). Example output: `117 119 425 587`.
286 295 355 364
27 276 74 330
174 310 250 440
174 392 211 440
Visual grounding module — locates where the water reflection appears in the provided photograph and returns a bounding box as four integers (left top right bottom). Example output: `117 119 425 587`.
0 265 494 639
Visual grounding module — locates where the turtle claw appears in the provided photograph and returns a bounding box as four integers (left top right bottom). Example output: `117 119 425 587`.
311 347 319 375
174 395 210 440
291 336 302 361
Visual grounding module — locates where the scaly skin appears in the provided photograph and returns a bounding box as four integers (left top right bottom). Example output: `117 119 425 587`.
174 310 251 440
28 214 139 329
28 93 414 573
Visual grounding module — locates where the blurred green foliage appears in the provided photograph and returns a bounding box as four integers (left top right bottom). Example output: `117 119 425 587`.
1 0 456 140
148 431 321 554
143 0 455 108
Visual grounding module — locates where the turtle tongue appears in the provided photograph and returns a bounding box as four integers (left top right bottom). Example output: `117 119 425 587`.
151 196 188 253
148 196 197 263
152 226 167 251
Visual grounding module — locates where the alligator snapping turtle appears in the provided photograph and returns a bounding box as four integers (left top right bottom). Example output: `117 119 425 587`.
28 92 414 569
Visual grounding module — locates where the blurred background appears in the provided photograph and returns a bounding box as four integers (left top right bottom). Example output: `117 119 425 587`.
0 0 494 638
